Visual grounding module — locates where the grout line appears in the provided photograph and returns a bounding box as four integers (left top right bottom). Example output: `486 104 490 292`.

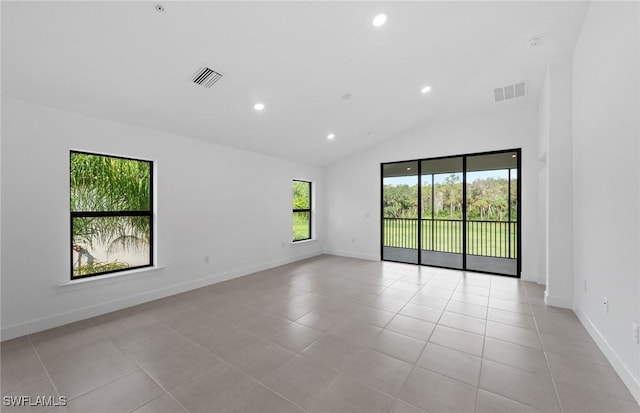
141 369 191 413
470 278 560 413
153 320 311 413
26 318 168 406
131 393 188 413
18 258 594 413
390 271 466 411
475 273 495 413
526 281 565 413
91 302 269 411
27 334 63 401
464 273 486 413
306 266 436 410
150 273 389 412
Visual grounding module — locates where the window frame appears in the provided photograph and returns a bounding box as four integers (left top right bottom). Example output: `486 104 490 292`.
70 150 154 280
292 179 312 242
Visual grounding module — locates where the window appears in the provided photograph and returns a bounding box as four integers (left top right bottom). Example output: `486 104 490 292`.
292 180 312 241
70 151 153 279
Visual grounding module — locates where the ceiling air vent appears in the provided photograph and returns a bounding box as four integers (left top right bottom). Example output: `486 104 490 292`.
494 81 527 102
190 66 223 88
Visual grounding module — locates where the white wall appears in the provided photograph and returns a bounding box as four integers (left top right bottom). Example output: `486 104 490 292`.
542 57 574 308
537 73 549 286
1 97 324 340
324 105 540 281
572 1 640 401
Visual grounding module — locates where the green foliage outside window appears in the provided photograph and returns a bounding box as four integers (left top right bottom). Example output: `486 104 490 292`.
292 180 311 241
383 173 517 222
71 152 152 278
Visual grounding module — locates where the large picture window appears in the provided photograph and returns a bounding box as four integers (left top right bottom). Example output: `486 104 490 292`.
292 180 312 242
70 151 153 279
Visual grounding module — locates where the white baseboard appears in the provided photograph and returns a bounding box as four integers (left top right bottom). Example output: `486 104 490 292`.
323 249 379 262
1 251 323 341
544 290 573 308
520 272 544 283
575 309 640 404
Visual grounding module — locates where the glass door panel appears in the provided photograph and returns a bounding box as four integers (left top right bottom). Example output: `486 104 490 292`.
420 157 463 269
382 161 419 264
465 151 519 275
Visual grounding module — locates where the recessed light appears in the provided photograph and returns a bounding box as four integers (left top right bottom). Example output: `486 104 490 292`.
372 14 387 27
254 103 265 111
421 85 432 94
406 167 412 171
327 133 336 140
512 154 517 158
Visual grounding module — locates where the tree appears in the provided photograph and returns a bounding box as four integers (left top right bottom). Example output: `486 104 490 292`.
383 174 517 222
383 184 418 218
443 174 462 218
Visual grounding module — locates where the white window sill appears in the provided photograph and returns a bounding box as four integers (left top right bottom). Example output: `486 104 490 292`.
57 266 165 292
291 239 317 246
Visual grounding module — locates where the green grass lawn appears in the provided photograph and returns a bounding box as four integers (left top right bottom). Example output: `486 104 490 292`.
383 219 517 258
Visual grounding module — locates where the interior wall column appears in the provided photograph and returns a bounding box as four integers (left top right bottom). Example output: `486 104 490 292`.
544 56 574 308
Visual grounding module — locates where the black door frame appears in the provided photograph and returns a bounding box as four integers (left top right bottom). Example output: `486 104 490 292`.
380 148 522 278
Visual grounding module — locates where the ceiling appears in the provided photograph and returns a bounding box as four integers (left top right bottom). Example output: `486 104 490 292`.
1 1 589 166
382 150 518 178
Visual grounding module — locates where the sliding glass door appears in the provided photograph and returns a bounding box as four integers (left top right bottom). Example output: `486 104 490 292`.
382 161 419 264
420 157 464 269
381 149 521 277
465 152 518 275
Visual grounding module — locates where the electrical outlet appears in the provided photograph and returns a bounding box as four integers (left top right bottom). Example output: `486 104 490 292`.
204 255 209 264
633 323 639 344
603 297 608 313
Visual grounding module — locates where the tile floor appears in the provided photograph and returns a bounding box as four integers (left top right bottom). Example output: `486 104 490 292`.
2 255 639 413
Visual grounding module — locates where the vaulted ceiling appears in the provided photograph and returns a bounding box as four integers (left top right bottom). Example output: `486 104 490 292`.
2 1 589 165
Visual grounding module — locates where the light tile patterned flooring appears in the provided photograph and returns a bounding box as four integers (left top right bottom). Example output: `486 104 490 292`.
2 255 639 413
